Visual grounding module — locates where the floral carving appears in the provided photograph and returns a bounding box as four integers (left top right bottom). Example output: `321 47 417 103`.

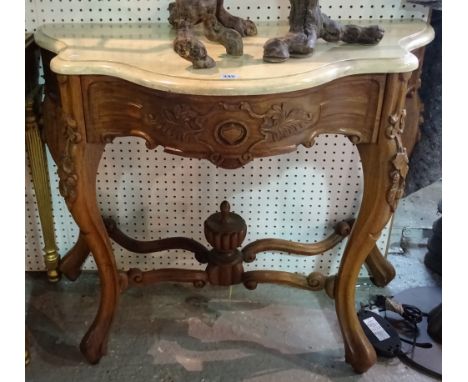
386 110 406 140
227 102 321 142
142 104 204 142
386 109 409 212
59 115 82 206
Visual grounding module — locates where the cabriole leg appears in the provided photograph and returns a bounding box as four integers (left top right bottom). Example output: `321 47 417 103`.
44 75 120 364
335 73 409 373
68 143 119 364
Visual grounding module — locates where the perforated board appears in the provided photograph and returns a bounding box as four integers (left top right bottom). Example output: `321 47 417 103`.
25 0 428 275
25 0 428 31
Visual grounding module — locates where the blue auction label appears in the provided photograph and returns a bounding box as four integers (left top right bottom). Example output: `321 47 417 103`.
220 73 240 80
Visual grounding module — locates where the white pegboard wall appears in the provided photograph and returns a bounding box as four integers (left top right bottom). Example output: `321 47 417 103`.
25 0 422 275
26 136 390 276
26 0 429 32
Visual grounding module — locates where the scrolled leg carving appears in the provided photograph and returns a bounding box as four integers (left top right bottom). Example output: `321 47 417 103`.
53 139 119 364
335 73 409 373
44 76 120 364
71 144 119 365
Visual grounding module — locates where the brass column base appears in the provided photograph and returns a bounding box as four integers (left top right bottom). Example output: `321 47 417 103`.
45 248 61 282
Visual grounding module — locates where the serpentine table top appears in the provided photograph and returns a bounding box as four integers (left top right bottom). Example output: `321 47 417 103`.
34 20 434 95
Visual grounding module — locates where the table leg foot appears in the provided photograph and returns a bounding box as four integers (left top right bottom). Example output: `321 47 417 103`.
343 340 377 374
80 328 109 364
77 226 118 365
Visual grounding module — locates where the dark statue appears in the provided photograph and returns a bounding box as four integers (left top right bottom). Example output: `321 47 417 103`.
168 0 384 68
168 0 257 69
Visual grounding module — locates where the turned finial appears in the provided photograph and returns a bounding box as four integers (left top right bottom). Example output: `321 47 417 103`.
204 200 247 252
220 200 230 221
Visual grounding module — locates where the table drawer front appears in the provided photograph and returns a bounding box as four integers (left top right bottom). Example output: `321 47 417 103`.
83 75 385 169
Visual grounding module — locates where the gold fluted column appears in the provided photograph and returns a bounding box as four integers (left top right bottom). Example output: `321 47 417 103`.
26 96 60 282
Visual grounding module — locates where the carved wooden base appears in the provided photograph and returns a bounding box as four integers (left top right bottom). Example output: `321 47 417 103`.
59 212 353 285
59 206 393 297
56 200 396 373
263 0 384 63
42 71 411 373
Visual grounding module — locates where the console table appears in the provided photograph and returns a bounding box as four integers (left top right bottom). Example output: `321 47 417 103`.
34 20 434 373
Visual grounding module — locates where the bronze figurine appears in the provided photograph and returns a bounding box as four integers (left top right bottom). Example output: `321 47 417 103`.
263 0 384 62
169 0 384 68
168 0 257 69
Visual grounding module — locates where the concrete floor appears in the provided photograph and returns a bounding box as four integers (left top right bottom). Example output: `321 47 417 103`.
25 181 442 382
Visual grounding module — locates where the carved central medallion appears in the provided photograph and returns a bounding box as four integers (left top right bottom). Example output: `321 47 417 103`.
216 120 248 146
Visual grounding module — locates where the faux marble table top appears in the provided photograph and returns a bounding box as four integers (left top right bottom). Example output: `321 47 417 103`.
35 20 434 96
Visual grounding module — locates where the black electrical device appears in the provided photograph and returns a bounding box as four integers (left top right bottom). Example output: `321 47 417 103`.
358 310 401 358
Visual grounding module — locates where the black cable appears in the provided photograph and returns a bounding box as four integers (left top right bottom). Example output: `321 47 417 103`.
401 304 427 324
397 350 442 379
399 337 432 349
374 295 427 324
369 295 440 378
